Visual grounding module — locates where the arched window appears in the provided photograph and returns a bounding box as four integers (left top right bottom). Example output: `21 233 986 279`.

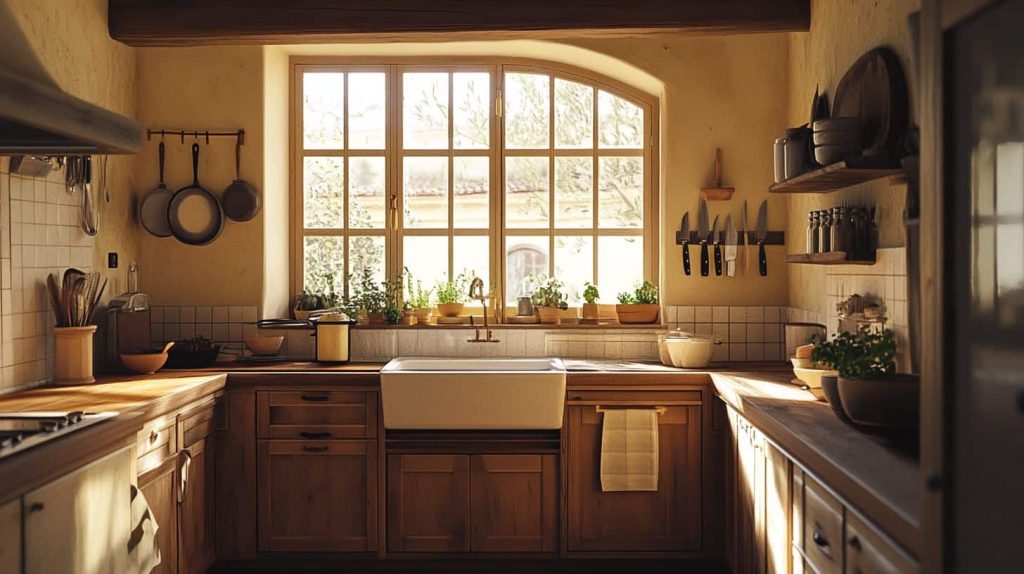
293 59 657 311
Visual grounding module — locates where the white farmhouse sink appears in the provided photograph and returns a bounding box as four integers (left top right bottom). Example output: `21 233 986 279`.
380 357 567 429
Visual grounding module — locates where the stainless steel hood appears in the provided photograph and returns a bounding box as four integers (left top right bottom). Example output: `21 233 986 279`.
0 4 141 155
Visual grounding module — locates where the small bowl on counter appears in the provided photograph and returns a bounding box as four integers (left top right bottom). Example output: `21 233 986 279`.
245 334 284 356
662 333 718 368
120 342 174 375
793 366 838 389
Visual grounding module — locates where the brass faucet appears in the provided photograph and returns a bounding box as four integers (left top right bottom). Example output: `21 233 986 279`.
467 277 499 343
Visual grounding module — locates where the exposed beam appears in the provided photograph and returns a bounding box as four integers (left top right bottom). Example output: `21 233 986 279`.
108 0 809 47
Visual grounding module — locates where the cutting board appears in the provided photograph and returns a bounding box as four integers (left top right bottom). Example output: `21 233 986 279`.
832 47 909 160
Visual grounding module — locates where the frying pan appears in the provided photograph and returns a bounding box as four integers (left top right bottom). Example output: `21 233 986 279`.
139 141 173 237
168 143 224 246
222 139 261 222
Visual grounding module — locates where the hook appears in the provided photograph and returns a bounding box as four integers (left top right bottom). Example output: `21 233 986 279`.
180 130 185 144
205 130 209 145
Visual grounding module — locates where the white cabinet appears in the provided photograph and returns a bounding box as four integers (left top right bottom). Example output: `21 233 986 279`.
0 498 20 573
23 447 132 574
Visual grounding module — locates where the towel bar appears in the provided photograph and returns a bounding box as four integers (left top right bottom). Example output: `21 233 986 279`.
595 405 667 415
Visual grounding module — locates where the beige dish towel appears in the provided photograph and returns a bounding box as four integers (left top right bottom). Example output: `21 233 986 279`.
600 409 659 492
127 484 161 574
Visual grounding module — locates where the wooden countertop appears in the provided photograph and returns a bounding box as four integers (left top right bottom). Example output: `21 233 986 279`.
709 371 921 557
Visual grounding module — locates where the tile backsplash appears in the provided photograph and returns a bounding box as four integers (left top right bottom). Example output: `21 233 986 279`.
149 305 259 356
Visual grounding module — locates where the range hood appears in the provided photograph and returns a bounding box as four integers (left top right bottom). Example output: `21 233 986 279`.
0 5 141 155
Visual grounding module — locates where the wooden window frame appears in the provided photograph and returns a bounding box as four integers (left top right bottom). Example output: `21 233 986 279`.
290 56 660 315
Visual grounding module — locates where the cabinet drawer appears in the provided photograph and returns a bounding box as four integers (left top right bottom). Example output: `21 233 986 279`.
566 390 702 405
179 400 218 449
257 391 377 439
803 476 844 574
845 512 916 574
137 415 177 475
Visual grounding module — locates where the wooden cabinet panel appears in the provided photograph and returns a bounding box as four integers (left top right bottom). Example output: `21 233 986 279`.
0 498 20 574
765 442 791 574
792 467 806 574
24 447 132 574
387 454 470 553
731 410 764 573
257 391 376 439
469 454 557 553
137 414 177 476
138 457 178 574
567 404 702 552
178 437 216 574
803 475 844 574
258 440 377 552
845 512 916 574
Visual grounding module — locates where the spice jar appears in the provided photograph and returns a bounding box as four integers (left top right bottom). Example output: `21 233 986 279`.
831 207 849 253
807 211 819 254
819 209 832 253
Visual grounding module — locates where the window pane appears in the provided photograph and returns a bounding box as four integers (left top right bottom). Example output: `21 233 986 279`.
505 73 550 149
348 157 385 229
505 236 549 304
303 157 344 229
555 157 593 228
303 73 344 149
598 156 643 228
555 236 593 304
598 236 643 302
404 236 449 294
404 157 448 228
454 157 489 228
598 90 643 149
403 72 449 149
555 79 593 149
304 236 345 294
506 157 549 228
453 73 490 149
349 235 386 290
454 236 490 293
348 73 386 149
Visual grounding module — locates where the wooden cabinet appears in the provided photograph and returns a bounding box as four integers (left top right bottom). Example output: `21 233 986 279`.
138 457 178 574
0 498 20 574
258 440 377 552
566 392 703 553
178 435 216 574
257 390 377 439
802 475 844 574
387 453 558 553
844 512 916 574
24 447 132 574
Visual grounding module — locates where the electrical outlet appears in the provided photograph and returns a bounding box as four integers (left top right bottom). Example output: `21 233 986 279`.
107 252 118 269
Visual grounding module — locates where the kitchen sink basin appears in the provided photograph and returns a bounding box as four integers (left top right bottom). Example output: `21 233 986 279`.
380 357 567 429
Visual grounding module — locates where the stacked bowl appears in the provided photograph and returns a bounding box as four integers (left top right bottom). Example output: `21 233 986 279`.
812 117 863 166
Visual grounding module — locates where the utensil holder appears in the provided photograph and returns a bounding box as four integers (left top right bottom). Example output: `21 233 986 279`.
54 326 97 386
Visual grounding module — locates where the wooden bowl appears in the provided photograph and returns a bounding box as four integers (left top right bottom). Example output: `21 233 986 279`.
245 334 284 356
615 304 660 324
120 352 168 375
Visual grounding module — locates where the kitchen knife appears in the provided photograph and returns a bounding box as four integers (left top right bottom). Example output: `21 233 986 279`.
738 201 748 275
697 199 710 276
711 215 722 276
756 200 768 276
680 212 691 276
725 215 737 277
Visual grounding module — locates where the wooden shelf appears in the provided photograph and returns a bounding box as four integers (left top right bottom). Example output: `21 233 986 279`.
785 252 876 265
769 160 904 194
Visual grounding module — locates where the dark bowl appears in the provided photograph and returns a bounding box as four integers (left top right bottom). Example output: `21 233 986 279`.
837 375 920 429
819 374 852 423
165 345 222 369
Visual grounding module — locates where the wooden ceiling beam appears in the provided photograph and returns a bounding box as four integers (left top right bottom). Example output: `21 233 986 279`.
108 0 809 46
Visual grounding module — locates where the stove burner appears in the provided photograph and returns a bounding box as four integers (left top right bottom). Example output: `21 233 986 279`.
0 411 118 459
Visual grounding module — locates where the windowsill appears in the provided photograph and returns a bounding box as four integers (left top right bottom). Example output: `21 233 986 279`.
259 322 667 331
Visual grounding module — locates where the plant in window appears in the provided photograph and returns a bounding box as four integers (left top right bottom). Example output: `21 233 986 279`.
349 268 388 324
615 281 659 324
581 282 601 321
527 275 568 324
404 267 434 324
435 271 471 318
294 273 341 321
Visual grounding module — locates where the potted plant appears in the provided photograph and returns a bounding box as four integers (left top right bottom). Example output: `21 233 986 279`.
581 282 600 321
350 268 388 324
615 281 660 324
435 271 470 317
528 275 568 324
294 274 341 321
404 268 433 324
811 327 919 428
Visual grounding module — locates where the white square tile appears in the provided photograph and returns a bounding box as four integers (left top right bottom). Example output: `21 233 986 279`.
212 323 230 342
229 324 243 341
712 306 729 323
729 343 747 361
243 306 258 322
179 306 195 324
397 330 417 356
763 323 781 343
694 306 712 323
196 323 213 339
694 323 713 337
746 343 765 361
504 330 526 357
163 306 179 323
763 306 780 323
729 323 746 343
212 306 230 323
713 323 729 343
764 343 782 361
180 323 196 339
417 331 439 356
746 306 764 323
229 306 245 323
665 306 678 323
677 306 695 323
747 324 764 343
195 306 211 323
729 306 746 323
163 323 180 341
712 345 729 362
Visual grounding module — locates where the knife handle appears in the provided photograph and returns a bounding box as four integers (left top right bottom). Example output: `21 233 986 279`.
713 242 723 276
682 242 691 276
700 241 709 277
758 240 768 276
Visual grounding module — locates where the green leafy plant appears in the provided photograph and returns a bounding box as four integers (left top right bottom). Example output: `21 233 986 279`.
404 268 433 309
527 275 569 309
617 280 658 305
435 271 471 305
582 282 600 305
384 306 402 325
349 268 388 314
295 273 341 311
811 327 898 380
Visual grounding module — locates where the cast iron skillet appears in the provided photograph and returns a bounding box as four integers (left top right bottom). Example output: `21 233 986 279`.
168 143 224 246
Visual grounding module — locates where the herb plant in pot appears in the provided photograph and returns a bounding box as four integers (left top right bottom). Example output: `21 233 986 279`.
581 282 600 321
616 281 660 324
435 272 470 318
811 327 919 429
404 268 433 324
350 268 388 324
529 275 569 324
294 273 341 322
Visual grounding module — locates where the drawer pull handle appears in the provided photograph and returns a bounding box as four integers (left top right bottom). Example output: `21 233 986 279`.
302 445 329 453
149 430 159 443
595 405 667 415
301 394 329 402
299 431 331 439
812 529 831 552
849 535 862 551
28 502 44 513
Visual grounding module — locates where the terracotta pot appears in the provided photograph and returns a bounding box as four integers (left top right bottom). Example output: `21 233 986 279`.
413 308 432 324
437 303 464 317
54 326 97 386
615 304 660 324
581 303 599 320
294 307 312 322
536 306 561 324
401 310 417 326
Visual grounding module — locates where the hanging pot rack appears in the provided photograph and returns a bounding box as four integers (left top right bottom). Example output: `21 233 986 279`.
146 128 245 145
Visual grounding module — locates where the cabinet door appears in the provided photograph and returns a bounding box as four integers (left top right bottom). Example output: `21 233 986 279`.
844 512 916 574
387 454 470 552
567 404 702 552
470 454 557 553
258 440 377 552
764 442 792 574
138 457 178 574
178 437 216 574
731 411 762 573
24 447 132 574
0 498 20 574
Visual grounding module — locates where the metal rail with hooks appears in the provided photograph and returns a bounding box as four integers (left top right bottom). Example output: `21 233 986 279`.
145 128 245 145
